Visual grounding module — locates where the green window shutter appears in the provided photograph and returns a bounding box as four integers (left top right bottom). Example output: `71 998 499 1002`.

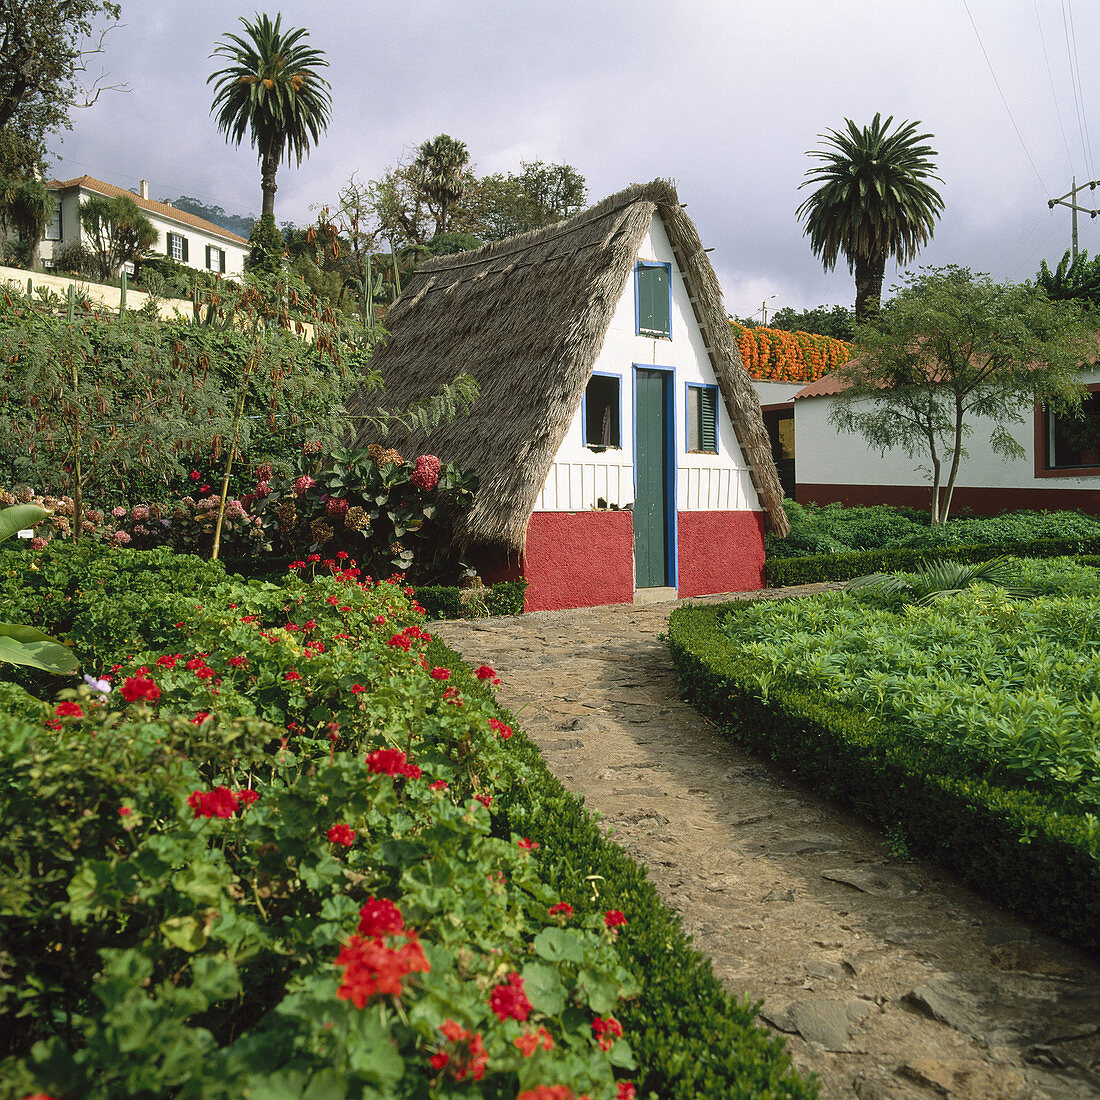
181 236 189 263
637 264 671 337
219 248 226 274
701 387 717 451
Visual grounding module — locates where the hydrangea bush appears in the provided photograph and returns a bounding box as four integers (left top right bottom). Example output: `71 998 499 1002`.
2 440 479 585
0 555 638 1099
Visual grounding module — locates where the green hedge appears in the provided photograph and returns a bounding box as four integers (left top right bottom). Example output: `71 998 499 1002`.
429 638 817 1100
668 603 1100 952
416 580 528 619
765 536 1100 587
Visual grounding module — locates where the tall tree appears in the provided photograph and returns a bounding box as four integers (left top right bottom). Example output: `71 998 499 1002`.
0 0 121 172
79 193 156 278
414 133 470 236
830 267 1094 524
796 113 944 320
208 12 331 220
0 174 50 268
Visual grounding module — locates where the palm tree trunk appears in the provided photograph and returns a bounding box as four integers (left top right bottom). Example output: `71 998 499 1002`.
854 254 885 321
260 148 279 219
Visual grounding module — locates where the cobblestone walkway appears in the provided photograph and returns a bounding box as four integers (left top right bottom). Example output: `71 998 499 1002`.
438 590 1100 1100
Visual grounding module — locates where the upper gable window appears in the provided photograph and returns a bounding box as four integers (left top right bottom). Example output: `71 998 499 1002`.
636 261 671 338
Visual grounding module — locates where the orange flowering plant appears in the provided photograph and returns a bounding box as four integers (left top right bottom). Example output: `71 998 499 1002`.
731 321 854 384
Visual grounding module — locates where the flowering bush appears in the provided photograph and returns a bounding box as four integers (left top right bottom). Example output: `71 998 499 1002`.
0 550 639 1098
254 443 478 583
731 320 854 383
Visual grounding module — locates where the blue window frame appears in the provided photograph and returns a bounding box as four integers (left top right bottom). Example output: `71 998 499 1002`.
685 383 718 454
582 371 622 449
635 261 672 338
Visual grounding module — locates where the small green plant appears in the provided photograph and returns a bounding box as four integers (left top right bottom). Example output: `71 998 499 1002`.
884 824 912 863
844 555 1040 605
0 504 78 675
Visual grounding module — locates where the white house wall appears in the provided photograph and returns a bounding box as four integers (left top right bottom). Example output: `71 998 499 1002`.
42 186 247 279
795 367 1100 491
537 215 761 514
755 380 805 407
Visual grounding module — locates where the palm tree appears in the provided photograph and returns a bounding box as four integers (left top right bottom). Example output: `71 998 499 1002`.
796 114 944 320
208 13 331 220
415 134 470 236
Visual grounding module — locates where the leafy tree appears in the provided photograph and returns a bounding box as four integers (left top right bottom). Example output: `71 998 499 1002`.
208 12 331 220
78 193 156 279
769 304 854 341
830 267 1095 524
460 160 586 242
0 0 121 173
243 212 285 276
0 173 51 268
1035 249 1100 311
797 113 944 320
413 133 470 236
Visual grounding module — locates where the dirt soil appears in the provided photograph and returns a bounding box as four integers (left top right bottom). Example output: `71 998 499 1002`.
437 588 1100 1100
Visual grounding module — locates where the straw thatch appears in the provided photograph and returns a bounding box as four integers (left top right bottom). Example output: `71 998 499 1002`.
346 179 790 549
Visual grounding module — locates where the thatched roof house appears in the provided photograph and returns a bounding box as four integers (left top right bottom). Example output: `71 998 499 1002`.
348 179 789 610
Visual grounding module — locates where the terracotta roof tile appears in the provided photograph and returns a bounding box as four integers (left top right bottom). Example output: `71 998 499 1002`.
47 175 249 245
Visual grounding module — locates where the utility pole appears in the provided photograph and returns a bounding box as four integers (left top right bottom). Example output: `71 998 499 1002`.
1048 177 1100 259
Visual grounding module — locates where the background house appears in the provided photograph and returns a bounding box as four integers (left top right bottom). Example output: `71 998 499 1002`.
347 179 788 611
42 175 248 278
791 367 1100 514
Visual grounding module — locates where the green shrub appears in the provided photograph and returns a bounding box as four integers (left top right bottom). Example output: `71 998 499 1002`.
1 556 640 1099
416 579 528 619
765 537 1100 587
668 601 1100 950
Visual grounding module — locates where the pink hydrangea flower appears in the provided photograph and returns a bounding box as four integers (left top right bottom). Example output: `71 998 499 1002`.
294 475 316 496
411 454 441 491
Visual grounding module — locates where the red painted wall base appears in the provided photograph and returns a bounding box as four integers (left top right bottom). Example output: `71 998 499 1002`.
798 482 1100 517
519 511 635 612
677 510 766 596
478 509 767 612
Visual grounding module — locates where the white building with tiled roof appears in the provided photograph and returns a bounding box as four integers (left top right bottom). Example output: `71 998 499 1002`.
43 175 249 278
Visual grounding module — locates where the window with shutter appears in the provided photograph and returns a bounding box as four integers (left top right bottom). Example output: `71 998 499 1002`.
636 262 671 338
168 233 184 262
687 384 718 453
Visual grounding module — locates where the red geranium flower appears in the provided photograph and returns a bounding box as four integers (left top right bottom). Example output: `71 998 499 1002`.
120 675 160 703
475 664 497 680
430 666 450 681
429 779 449 791
156 654 178 668
284 669 302 681
549 901 574 919
365 747 413 776
191 711 210 725
474 793 492 808
517 837 539 851
327 823 355 846
335 931 429 1007
489 972 532 1022
227 655 248 668
617 1083 637 1100
237 788 260 805
358 896 404 936
351 683 367 693
54 701 83 718
604 910 627 929
591 1015 624 1051
514 1026 554 1057
489 717 513 740
186 786 239 818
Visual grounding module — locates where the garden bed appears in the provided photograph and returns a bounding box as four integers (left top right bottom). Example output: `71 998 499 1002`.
0 544 811 1099
668 561 1100 951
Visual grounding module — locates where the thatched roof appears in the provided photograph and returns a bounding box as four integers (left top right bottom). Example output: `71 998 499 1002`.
346 179 789 549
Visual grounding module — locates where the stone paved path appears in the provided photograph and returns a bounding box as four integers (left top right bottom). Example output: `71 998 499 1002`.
437 589 1100 1100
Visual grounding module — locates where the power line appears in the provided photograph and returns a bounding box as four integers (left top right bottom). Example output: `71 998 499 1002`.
1034 0 1075 176
962 0 1049 194
1062 0 1095 179
992 208 1048 276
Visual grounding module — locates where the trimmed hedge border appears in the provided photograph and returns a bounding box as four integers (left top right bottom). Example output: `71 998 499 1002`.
428 637 818 1100
416 579 528 619
667 602 1100 952
764 536 1100 587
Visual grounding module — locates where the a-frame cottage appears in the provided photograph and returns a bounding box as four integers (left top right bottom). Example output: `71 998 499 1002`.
348 180 789 611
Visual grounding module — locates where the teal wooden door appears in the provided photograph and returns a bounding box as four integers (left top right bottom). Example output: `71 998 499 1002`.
634 368 669 588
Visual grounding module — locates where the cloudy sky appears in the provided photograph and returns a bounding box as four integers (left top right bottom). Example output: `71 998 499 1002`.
49 0 1100 319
